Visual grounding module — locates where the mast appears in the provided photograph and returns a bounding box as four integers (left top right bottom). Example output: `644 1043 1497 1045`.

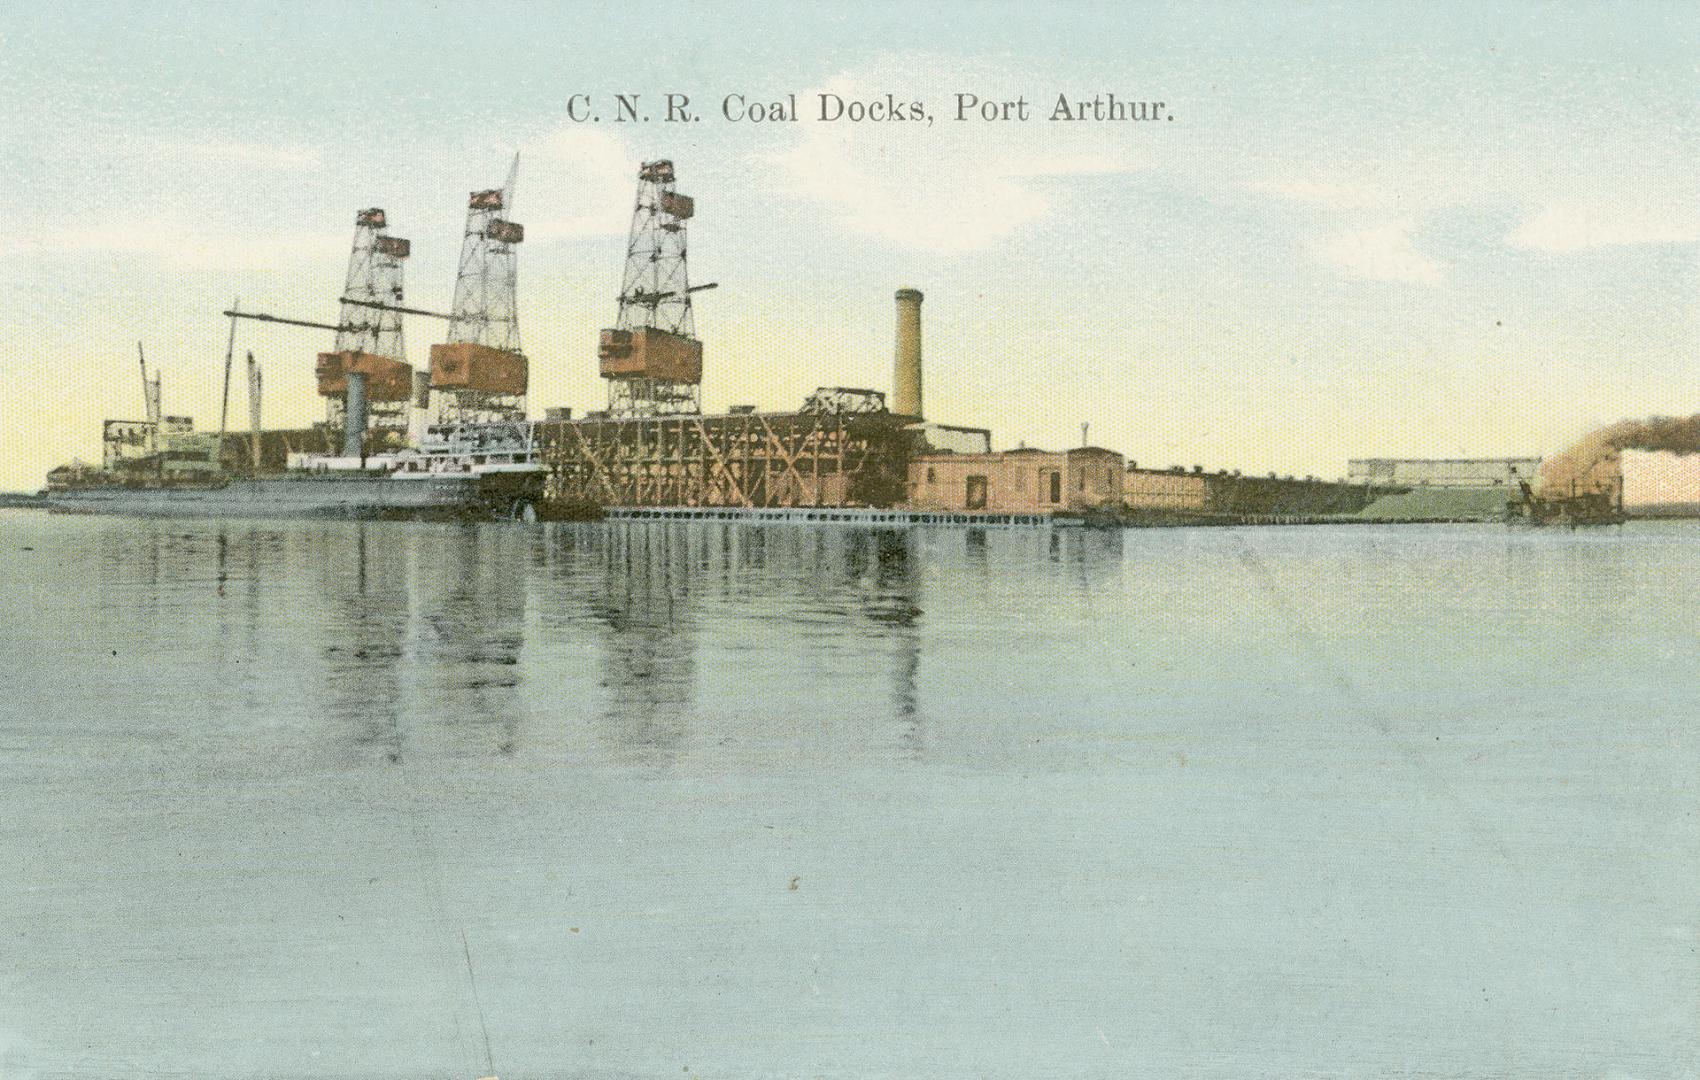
137 342 151 452
138 342 162 479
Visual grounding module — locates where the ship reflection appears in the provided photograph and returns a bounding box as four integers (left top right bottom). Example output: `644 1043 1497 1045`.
322 524 412 763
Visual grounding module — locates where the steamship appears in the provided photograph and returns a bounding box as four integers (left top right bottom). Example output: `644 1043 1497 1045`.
43 420 548 523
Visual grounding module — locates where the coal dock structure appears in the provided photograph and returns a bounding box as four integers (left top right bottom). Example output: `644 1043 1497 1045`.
39 156 1547 528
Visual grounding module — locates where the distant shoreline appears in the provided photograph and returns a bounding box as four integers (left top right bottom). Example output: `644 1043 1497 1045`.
6 486 1698 523
1627 503 1700 519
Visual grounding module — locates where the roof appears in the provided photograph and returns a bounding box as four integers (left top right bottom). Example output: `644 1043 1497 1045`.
913 446 1126 464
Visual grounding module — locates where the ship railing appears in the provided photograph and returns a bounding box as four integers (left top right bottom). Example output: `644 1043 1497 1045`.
419 420 538 460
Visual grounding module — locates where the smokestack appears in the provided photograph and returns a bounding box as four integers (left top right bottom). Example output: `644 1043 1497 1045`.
343 371 368 459
247 351 262 472
893 287 923 419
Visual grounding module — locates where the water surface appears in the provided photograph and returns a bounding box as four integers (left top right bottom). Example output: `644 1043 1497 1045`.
1 512 1696 1079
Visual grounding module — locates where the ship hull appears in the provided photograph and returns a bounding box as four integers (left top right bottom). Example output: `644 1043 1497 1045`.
43 470 546 522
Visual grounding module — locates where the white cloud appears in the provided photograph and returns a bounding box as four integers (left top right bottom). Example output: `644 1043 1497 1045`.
1242 178 1390 211
0 124 636 269
1312 219 1445 285
0 128 340 267
770 66 1140 254
517 126 637 241
1001 152 1130 179
0 221 345 270
1508 201 1700 253
155 138 323 171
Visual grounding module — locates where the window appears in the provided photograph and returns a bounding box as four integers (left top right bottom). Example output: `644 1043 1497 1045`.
926 467 936 484
1078 470 1086 491
1049 470 1062 504
965 475 988 510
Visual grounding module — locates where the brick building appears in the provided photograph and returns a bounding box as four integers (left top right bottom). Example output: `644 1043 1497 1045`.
907 447 1125 515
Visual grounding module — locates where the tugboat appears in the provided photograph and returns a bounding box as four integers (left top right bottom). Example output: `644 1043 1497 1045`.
1511 480 1627 527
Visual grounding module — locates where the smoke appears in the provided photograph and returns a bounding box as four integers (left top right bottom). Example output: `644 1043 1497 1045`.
1541 414 1700 495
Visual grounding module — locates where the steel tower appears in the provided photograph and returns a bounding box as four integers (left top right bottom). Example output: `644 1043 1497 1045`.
328 208 412 433
599 159 704 418
436 155 527 424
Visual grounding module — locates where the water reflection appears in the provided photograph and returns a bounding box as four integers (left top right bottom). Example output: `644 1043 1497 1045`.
323 524 410 763
558 522 943 760
15 513 1700 1080
584 523 698 764
964 526 988 563
872 530 923 739
411 526 530 756
85 517 1121 769
277 524 538 763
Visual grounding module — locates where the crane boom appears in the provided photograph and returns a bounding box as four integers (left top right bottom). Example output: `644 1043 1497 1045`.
502 151 519 214
340 298 454 320
222 309 346 333
136 341 148 418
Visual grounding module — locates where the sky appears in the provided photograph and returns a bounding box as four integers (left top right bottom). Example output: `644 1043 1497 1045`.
1 1 1696 490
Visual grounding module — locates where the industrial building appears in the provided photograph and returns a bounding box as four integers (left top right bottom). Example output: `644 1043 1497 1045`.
1345 458 1541 521
908 447 1125 515
1347 458 1541 488
1123 466 1386 521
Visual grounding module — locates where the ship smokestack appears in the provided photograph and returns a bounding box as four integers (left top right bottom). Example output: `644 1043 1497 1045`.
343 371 368 459
408 369 432 447
893 287 923 419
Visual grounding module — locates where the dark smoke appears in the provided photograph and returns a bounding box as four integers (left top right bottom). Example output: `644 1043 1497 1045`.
1541 414 1700 495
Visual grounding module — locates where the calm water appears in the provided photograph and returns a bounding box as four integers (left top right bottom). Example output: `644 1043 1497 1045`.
1 510 1696 1080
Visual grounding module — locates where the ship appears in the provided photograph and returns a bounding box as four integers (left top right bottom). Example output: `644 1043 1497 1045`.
43 420 548 522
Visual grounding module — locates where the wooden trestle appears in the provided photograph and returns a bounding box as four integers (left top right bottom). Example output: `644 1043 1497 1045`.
536 411 913 510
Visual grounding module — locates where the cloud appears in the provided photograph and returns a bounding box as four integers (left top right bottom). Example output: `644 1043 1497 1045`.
1242 178 1391 211
770 65 1140 254
0 221 345 270
0 128 340 267
1508 201 1700 253
1312 219 1445 285
0 124 636 270
516 126 636 240
1001 152 1131 179
154 138 323 170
